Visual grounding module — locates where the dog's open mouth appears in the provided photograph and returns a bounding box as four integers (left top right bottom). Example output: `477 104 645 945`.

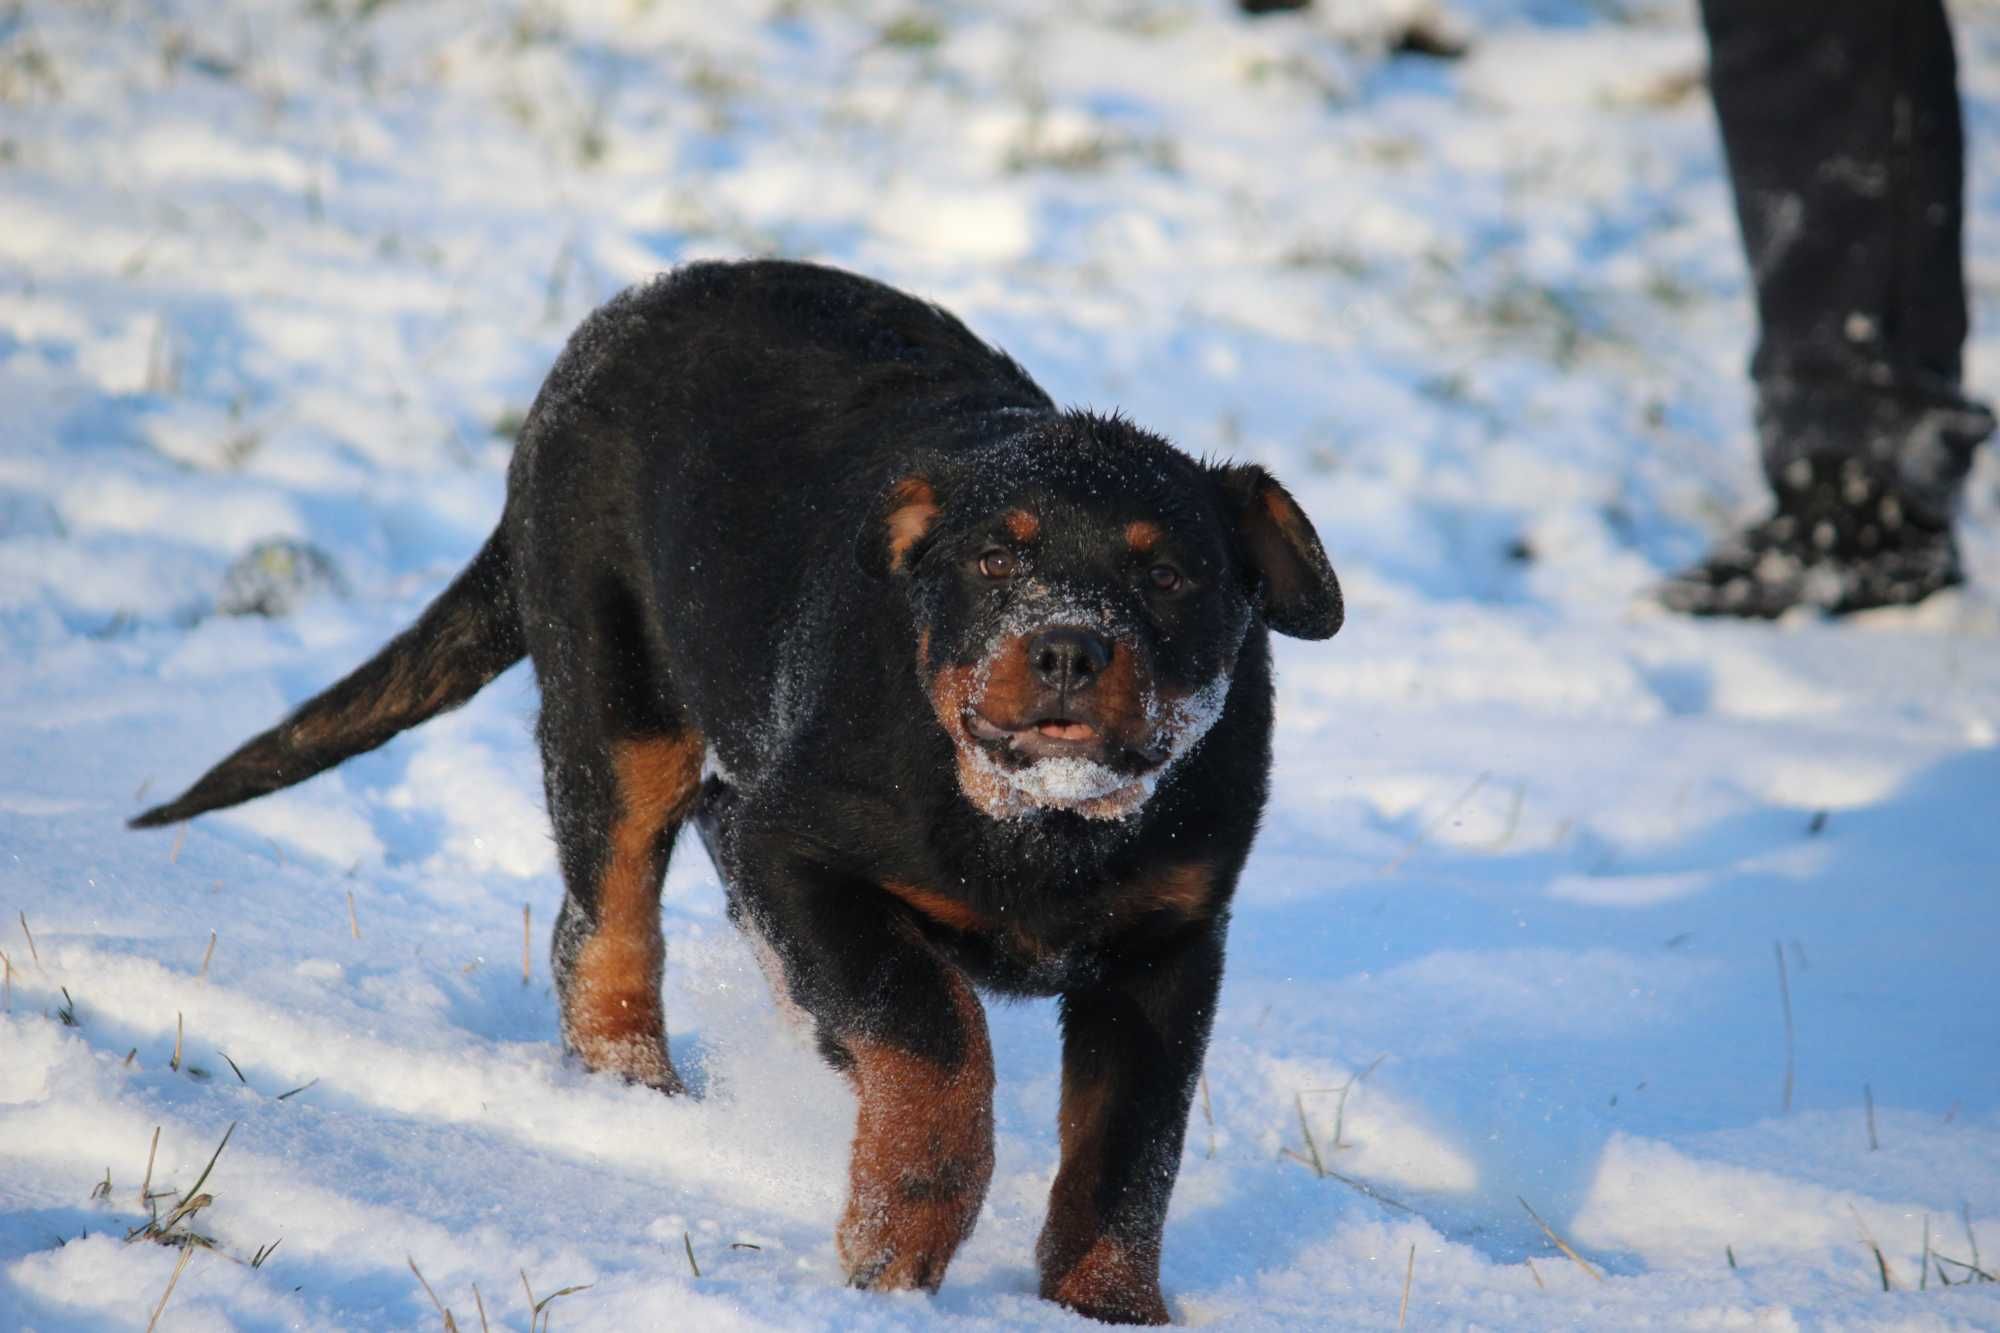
962 710 1172 771
965 709 1102 760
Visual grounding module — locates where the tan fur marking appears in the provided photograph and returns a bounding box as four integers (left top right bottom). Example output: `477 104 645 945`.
1088 636 1147 740
1040 1069 1111 1271
885 477 941 572
882 879 991 934
1262 478 1321 548
927 655 1011 820
562 733 702 1092
1245 477 1320 610
1003 508 1041 542
839 969 995 1292
1124 519 1163 553
1113 861 1217 927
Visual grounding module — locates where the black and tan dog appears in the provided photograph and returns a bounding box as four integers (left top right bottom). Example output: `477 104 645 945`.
131 259 1341 1324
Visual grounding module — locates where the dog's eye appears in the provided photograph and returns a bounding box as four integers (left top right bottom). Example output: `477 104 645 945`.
1148 563 1184 593
978 548 1017 579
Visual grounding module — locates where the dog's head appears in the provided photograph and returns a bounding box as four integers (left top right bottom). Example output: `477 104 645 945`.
858 413 1340 821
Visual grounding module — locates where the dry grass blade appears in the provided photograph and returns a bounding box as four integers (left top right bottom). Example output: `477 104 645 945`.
1774 942 1794 1113
3 948 12 1011
1383 771 1490 874
474 1283 490 1333
1397 1242 1415 1329
533 1281 593 1329
220 1052 247 1085
19 910 39 965
170 824 186 864
140 1126 160 1209
1935 1252 1998 1282
170 1012 183 1071
1849 1203 1896 1290
1726 1244 1737 1270
1295 1092 1324 1177
91 1167 112 1201
1323 1166 1414 1214
408 1256 461 1332
522 904 532 985
1332 1054 1387 1149
1526 1257 1544 1289
684 1231 701 1277
1864 1082 1878 1150
347 890 360 940
276 1076 318 1101
57 987 78 1027
1519 1196 1603 1281
155 1192 214 1237
145 1242 195 1333
180 1122 236 1208
1199 1072 1216 1159
1481 780 1525 850
1966 1200 1983 1273
200 930 216 979
522 1269 593 1331
251 1237 282 1269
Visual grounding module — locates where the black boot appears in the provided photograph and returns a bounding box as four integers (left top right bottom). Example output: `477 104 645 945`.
1660 383 1991 618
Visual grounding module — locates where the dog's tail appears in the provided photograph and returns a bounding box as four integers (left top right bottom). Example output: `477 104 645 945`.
129 528 525 829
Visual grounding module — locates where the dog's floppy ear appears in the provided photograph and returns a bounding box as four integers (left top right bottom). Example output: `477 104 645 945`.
1211 463 1342 639
856 473 944 579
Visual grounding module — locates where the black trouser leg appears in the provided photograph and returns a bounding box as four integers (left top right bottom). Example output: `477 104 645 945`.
1699 0 1991 517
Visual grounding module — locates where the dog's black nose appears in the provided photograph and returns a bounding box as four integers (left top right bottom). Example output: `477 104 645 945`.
1030 627 1112 693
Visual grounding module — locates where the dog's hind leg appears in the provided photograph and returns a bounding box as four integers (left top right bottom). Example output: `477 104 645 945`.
533 575 702 1094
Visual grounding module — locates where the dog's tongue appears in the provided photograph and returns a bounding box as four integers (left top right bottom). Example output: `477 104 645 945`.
1036 721 1095 741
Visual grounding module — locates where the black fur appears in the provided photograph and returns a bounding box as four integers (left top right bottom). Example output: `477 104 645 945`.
132 260 1342 1323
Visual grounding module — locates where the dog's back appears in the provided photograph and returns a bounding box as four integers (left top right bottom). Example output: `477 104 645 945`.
504 261 1057 786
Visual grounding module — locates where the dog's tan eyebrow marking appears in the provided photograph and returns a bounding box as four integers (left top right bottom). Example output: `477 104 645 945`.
1002 508 1040 542
1124 520 1163 553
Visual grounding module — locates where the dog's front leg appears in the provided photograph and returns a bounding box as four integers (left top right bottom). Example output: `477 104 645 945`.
740 863 995 1294
1039 923 1225 1325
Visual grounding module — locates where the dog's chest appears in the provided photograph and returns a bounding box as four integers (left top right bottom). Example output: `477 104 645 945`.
934 913 1106 997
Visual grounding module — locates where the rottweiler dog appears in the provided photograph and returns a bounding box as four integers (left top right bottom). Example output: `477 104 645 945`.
131 259 1341 1324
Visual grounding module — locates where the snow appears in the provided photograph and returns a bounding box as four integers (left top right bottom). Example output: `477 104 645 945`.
4 0 2000 1328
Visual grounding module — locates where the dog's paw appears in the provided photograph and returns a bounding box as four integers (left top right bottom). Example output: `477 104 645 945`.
1047 1283 1170 1326
1041 1238 1170 1326
842 1246 949 1294
837 1183 981 1294
632 1066 688 1097
567 1032 686 1095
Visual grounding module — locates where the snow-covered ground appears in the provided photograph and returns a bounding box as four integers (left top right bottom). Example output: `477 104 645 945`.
4 0 1999 1327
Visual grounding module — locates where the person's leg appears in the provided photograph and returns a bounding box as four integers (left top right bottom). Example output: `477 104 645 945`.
1665 0 1993 617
